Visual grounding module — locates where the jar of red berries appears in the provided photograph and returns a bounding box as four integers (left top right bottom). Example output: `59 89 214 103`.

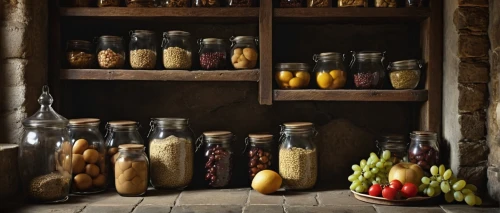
198 38 227 70
408 131 439 172
349 51 386 89
196 131 234 188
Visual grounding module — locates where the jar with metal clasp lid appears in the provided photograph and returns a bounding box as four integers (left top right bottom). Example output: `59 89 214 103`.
230 36 258 69
196 131 234 188
162 31 192 70
312 52 347 89
350 51 386 89
388 59 422 90
198 38 227 70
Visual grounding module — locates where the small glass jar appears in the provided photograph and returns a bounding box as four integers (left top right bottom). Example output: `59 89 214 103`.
148 118 194 189
198 38 227 70
129 30 157 70
376 135 408 165
280 0 304 7
67 40 94 69
228 0 253 7
245 134 273 181
68 118 107 194
275 63 311 89
96 36 125 69
406 0 427 7
375 0 397 7
338 0 367 7
162 31 192 70
115 144 149 197
192 0 220 7
312 52 347 89
350 51 386 89
98 0 121 7
408 131 439 172
279 122 317 190
196 131 234 188
230 36 258 69
388 59 422 90
307 0 331 7
161 0 190 7
126 0 155 7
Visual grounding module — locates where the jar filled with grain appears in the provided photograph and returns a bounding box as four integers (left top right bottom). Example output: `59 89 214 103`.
162 31 192 70
199 38 227 70
196 131 234 188
350 51 386 89
312 52 347 89
228 0 254 7
192 0 220 7
129 30 157 70
96 36 125 69
338 0 367 7
160 0 190 7
19 86 72 203
376 135 408 165
115 144 149 196
375 0 397 7
67 40 94 69
307 0 331 7
126 0 155 7
245 134 274 181
280 0 304 7
68 118 108 194
98 0 121 7
148 118 194 189
230 36 258 69
388 59 421 90
275 63 311 89
279 122 317 190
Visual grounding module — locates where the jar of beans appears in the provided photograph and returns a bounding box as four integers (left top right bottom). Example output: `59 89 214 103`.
115 144 149 197
408 131 439 172
196 131 234 188
376 134 408 165
198 38 227 70
307 0 331 7
96 36 125 69
338 0 367 7
312 52 347 89
349 51 386 89
388 59 422 90
228 0 254 7
280 0 304 7
67 40 94 69
230 36 258 69
245 134 273 181
192 0 220 7
162 31 192 70
275 63 311 89
279 122 317 190
129 30 157 70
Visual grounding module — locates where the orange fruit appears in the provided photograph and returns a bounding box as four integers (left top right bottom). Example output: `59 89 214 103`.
251 170 282 195
316 72 333 89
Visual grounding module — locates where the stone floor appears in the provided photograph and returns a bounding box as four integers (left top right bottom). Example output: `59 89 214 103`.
2 189 499 213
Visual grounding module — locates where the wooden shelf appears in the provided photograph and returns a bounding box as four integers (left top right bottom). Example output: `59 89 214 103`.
273 89 428 102
60 69 260 82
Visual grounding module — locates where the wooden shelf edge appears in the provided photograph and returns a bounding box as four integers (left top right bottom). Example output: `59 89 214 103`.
60 7 259 18
273 89 428 102
274 7 431 20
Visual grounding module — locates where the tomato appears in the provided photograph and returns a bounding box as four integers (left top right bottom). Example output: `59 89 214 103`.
400 183 418 198
382 187 397 200
389 180 403 191
368 184 382 197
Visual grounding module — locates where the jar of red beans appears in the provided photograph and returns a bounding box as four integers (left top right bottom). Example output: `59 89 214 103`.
408 131 439 172
349 51 386 89
198 38 227 70
245 134 273 181
196 131 234 188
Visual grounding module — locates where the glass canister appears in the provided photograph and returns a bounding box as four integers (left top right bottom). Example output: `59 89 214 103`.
161 0 190 7
375 0 397 7
228 0 253 7
280 0 304 7
350 51 386 89
129 30 157 70
279 122 317 190
198 38 227 70
98 0 121 7
67 40 94 69
307 0 331 7
162 31 192 70
338 0 367 7
19 86 72 203
388 59 422 90
408 131 439 172
126 0 155 7
96 36 125 69
148 118 194 189
275 63 310 89
196 131 234 188
230 36 258 69
245 134 273 181
68 118 107 194
376 135 408 165
115 144 149 197
192 0 220 7
312 52 347 89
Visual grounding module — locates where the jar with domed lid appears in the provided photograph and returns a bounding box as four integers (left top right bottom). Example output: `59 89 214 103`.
376 134 408 164
230 36 258 69
244 134 274 181
19 86 72 203
196 131 234 188
312 52 347 89
350 51 386 89
408 131 439 171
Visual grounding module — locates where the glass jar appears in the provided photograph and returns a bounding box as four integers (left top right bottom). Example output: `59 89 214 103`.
230 36 258 69
126 0 155 7
196 131 234 188
307 0 331 7
115 144 149 197
19 86 71 203
148 118 194 189
67 40 94 69
376 135 408 165
228 0 253 7
96 36 125 69
192 0 220 7
312 52 347 89
350 51 386 89
98 0 121 7
245 134 273 181
275 63 311 89
388 59 422 90
129 30 157 70
338 0 367 7
375 0 397 7
280 0 304 7
406 0 427 7
161 0 190 7
279 122 317 190
162 31 192 70
68 118 107 194
198 38 227 70
408 131 439 172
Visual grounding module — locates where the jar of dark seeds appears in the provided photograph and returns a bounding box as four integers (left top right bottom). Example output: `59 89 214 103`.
196 131 234 188
129 30 157 70
350 51 386 89
245 134 274 182
162 31 192 70
67 40 94 69
388 59 421 90
198 38 227 70
96 36 126 69
280 0 304 7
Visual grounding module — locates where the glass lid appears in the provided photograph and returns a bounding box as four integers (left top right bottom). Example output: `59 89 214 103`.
22 86 68 128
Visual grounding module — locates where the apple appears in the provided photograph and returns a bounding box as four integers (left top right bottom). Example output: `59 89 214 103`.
388 162 424 186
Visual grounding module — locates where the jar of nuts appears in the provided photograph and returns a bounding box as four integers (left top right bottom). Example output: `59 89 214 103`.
230 36 258 69
408 131 439 173
69 118 108 194
67 40 94 69
196 131 234 188
279 122 317 190
245 134 274 181
338 0 367 7
388 59 422 90
96 36 126 69
192 0 220 7
375 0 397 7
198 38 227 70
307 0 331 7
280 0 304 7
275 63 311 89
115 144 149 196
161 0 190 7
129 30 157 70
228 0 254 7
313 52 347 89
350 51 386 89
162 31 192 70
376 134 408 165
148 118 194 189
97 0 121 7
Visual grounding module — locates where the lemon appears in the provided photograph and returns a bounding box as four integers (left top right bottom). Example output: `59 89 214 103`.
330 78 346 89
289 77 303 89
316 72 333 89
252 170 282 195
295 71 310 86
329 70 344 80
276 71 293 83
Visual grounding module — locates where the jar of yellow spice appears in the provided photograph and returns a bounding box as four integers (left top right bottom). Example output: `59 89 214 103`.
388 59 422 90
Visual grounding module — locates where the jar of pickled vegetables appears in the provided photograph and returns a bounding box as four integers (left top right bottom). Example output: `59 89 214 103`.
312 52 347 89
245 134 273 181
115 144 149 197
376 135 408 164
230 36 258 69
338 0 367 7
350 51 386 89
408 131 439 171
196 131 234 188
275 63 310 89
388 59 422 90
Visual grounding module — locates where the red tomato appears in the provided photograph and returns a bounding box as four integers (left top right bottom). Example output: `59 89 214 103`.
368 184 382 197
400 183 418 198
382 187 397 200
389 180 403 191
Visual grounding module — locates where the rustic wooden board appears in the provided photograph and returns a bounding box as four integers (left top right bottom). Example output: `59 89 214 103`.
352 191 434 206
273 90 428 102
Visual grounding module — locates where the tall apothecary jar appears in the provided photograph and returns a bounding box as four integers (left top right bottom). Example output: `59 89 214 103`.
129 30 157 70
197 131 234 188
279 122 317 190
19 86 72 203
148 118 194 189
313 52 347 89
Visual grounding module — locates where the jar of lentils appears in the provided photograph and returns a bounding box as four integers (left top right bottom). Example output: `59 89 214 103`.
230 36 258 69
129 30 157 70
196 131 234 188
312 52 347 89
162 31 192 70
350 51 386 89
115 144 149 197
198 38 227 70
67 40 94 69
408 131 439 172
192 0 220 7
376 134 408 165
96 36 125 69
388 59 422 90
245 134 273 181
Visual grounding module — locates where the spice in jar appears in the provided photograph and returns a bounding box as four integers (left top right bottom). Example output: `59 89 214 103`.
29 173 70 202
98 0 121 7
205 145 232 188
389 70 420 89
163 47 192 69
67 51 93 69
354 72 380 89
375 0 397 7
98 49 125 69
162 0 189 7
228 0 252 7
200 52 226 70
232 48 258 69
307 0 330 7
280 0 303 7
150 136 193 189
338 0 367 7
130 49 156 69
279 147 317 189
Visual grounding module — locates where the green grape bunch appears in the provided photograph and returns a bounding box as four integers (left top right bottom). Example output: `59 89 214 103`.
348 151 393 193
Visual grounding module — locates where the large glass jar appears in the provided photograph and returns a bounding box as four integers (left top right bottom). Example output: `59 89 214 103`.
68 118 107 194
280 0 304 7
338 0 367 7
307 0 331 7
275 63 311 89
350 51 386 89
129 30 157 70
196 131 234 188
67 40 94 69
230 36 258 69
148 118 194 189
375 0 397 7
98 0 121 7
162 31 192 70
313 52 347 89
408 131 439 172
388 59 422 90
161 0 190 7
19 86 72 203
96 36 125 69
376 135 408 165
192 0 220 7
126 0 155 7
279 122 317 190
245 134 273 181
115 144 149 197
199 38 227 70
